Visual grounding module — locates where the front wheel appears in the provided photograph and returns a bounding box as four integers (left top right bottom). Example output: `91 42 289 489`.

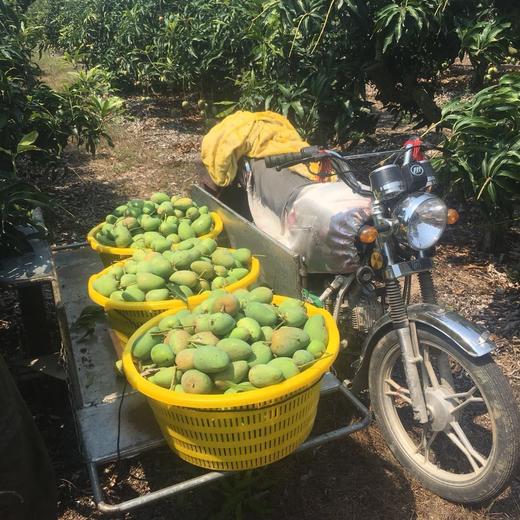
369 327 520 504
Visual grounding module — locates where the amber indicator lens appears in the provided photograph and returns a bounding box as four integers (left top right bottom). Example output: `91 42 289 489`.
359 225 378 243
447 208 459 225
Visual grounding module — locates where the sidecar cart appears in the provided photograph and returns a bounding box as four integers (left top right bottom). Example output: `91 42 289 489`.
51 186 371 514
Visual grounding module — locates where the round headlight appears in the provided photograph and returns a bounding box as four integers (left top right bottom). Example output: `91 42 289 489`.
393 193 447 250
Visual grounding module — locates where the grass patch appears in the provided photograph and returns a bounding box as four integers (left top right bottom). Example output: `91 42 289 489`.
34 50 76 90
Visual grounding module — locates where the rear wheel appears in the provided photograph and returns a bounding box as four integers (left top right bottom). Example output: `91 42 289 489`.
369 327 520 504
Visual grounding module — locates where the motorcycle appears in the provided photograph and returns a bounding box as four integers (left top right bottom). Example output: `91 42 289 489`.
196 137 520 505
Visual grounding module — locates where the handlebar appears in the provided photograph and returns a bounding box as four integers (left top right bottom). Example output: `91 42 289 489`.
264 146 320 169
262 142 439 198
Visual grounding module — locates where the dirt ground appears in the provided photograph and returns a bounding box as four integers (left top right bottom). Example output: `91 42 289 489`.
3 60 520 519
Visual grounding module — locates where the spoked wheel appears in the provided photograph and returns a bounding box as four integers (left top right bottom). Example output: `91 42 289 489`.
369 327 520 504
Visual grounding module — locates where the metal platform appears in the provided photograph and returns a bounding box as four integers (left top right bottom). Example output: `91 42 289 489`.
54 245 371 514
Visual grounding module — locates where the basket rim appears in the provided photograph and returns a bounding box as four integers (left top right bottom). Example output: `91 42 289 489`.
88 254 260 311
122 295 340 409
87 211 223 256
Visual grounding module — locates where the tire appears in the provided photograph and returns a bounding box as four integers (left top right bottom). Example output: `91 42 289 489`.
368 327 520 504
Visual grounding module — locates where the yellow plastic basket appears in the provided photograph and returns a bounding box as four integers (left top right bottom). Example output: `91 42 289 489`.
122 296 340 471
87 212 224 266
88 255 260 335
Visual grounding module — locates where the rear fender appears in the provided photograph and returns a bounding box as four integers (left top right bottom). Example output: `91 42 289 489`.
349 303 495 393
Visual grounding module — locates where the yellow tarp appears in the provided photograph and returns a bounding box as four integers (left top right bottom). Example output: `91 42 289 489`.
201 110 325 186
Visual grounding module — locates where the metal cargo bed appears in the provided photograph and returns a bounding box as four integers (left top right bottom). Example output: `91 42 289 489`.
52 190 371 514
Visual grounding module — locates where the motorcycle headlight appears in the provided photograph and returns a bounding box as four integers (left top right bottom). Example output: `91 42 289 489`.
393 193 447 251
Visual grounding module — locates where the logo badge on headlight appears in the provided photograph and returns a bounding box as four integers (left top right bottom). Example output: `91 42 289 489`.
410 164 425 176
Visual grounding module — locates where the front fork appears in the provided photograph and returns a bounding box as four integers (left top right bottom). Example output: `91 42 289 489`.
385 276 430 423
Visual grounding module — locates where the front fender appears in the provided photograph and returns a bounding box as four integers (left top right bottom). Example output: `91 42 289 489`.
350 303 495 393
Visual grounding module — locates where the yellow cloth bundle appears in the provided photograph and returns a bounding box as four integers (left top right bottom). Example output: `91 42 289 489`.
201 110 326 186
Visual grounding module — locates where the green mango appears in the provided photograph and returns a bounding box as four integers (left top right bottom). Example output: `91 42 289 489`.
178 220 196 241
149 257 173 279
213 265 228 277
229 327 251 342
151 237 173 253
110 290 124 302
128 199 144 208
132 326 161 360
277 298 305 314
191 213 212 236
176 237 197 251
179 285 194 298
130 240 145 250
148 367 179 389
227 268 249 282
268 357 300 379
180 314 196 334
125 206 141 218
174 384 185 393
157 201 175 216
247 341 272 367
231 248 252 265
211 249 235 269
166 329 192 354
166 233 180 244
143 231 163 247
197 238 217 256
280 307 308 328
191 310 209 328
113 204 127 217
209 313 236 337
170 250 192 270
93 275 118 297
190 331 219 346
145 288 170 301
150 343 175 367
307 340 326 359
248 364 283 388
211 294 240 315
132 250 147 262
186 207 200 221
199 279 211 292
244 301 278 327
120 216 138 229
261 326 273 342
216 338 252 361
271 327 310 357
169 270 198 288
175 349 196 371
159 219 178 236
141 215 162 231
173 197 194 211
236 317 262 342
212 360 249 390
293 349 315 368
181 369 213 394
190 260 214 281
303 315 328 345
150 192 170 204
142 201 156 214
108 265 124 280
248 287 273 304
158 315 179 331
105 214 118 224
211 276 228 290
137 272 166 292
174 209 184 218
193 346 230 374
122 284 146 302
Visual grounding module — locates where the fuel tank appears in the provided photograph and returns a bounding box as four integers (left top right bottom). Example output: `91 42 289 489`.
245 159 372 273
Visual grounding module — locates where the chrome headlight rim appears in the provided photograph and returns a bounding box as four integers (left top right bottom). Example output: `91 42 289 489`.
393 192 448 251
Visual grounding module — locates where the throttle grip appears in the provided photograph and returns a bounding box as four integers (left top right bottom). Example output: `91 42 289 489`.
264 146 320 169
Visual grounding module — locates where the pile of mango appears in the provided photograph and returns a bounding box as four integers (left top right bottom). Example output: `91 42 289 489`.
130 288 329 394
92 238 253 302
94 193 214 250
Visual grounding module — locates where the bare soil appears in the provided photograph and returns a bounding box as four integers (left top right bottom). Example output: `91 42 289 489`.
5 62 520 519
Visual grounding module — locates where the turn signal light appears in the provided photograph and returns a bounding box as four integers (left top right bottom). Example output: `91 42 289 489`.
447 208 459 225
359 225 378 244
